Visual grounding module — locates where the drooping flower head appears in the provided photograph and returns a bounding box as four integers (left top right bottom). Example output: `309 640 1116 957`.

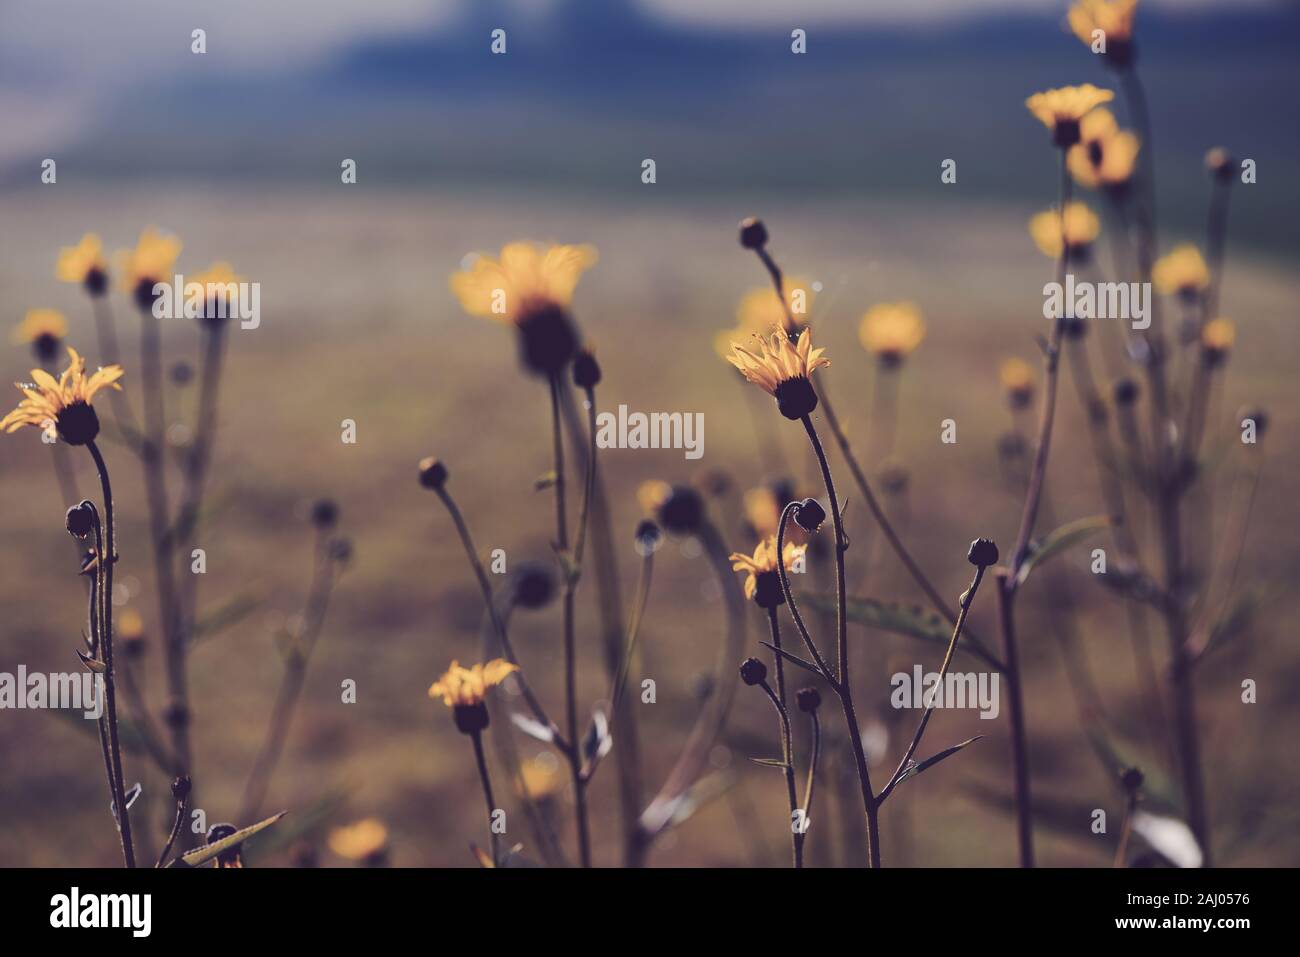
328 819 390 865
1029 202 1101 263
56 233 110 297
1 346 124 445
13 309 67 364
118 228 182 311
428 658 519 733
1153 245 1210 300
858 302 926 367
999 357 1036 410
449 242 597 376
1026 84 1115 148
728 327 830 420
730 536 807 609
1067 109 1139 191
1069 0 1139 67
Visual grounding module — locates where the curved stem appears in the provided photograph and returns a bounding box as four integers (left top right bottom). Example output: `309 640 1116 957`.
801 413 879 867
87 440 135 867
775 502 835 682
434 486 566 749
757 678 802 868
879 564 986 803
606 551 654 729
549 375 590 868
471 729 501 865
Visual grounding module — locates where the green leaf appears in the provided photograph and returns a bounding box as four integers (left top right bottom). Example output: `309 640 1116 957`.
750 757 791 770
896 736 982 785
1015 514 1112 586
170 811 287 868
802 593 1002 669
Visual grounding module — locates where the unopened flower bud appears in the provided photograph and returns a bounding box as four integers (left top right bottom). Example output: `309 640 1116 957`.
572 348 601 389
738 217 769 250
967 538 999 568
65 502 96 539
739 657 768 687
418 457 449 491
793 497 826 533
796 687 822 713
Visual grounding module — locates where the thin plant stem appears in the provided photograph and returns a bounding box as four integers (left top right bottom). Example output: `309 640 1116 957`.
606 550 654 729
87 440 135 867
766 605 788 708
556 384 641 867
1011 153 1072 572
549 374 591 868
174 321 228 634
90 296 138 441
1113 792 1138 868
756 677 802 868
801 710 821 846
800 413 880 868
878 564 986 804
238 531 339 821
470 729 501 865
85 520 120 842
995 569 1034 867
635 520 745 854
137 306 187 779
156 776 190 868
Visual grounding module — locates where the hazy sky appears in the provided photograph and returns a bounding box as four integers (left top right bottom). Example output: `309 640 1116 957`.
0 0 1269 165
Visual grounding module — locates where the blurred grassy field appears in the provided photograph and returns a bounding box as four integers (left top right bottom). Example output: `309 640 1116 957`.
0 185 1296 866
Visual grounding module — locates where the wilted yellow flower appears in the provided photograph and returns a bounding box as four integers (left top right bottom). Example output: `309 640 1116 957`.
1 346 124 445
117 228 182 304
14 310 68 362
56 234 109 293
428 659 518 709
1026 85 1115 146
1067 109 1139 189
1069 0 1139 46
328 819 389 863
1153 245 1210 298
728 328 830 420
999 358 1036 408
1201 318 1235 361
858 302 926 366
730 536 807 607
1029 202 1101 260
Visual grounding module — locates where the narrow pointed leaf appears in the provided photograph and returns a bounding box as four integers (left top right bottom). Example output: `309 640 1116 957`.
759 641 825 678
1015 515 1112 586
170 811 287 868
896 736 983 787
802 594 1002 669
750 757 791 770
